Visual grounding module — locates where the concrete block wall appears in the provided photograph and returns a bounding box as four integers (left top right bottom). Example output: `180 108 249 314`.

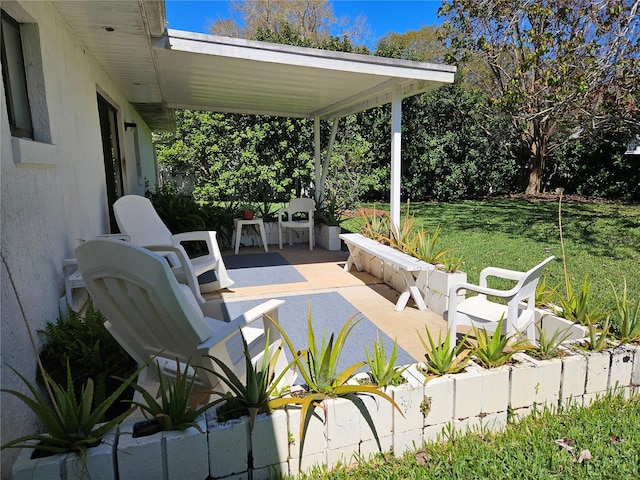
12 343 640 480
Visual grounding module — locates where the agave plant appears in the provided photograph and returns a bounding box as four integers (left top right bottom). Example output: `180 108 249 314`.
128 359 220 433
270 304 402 468
607 278 640 344
419 327 472 377
1 360 139 460
472 317 532 368
205 328 300 430
364 333 408 388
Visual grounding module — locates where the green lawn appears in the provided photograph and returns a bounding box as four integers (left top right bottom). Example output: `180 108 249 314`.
294 392 640 479
342 198 640 312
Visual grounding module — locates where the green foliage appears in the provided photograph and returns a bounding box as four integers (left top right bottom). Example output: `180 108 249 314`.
581 317 612 353
528 325 572 361
128 360 219 433
439 0 640 194
37 304 136 420
206 329 299 430
364 333 408 388
271 304 403 468
419 327 471 376
607 278 640 343
552 275 608 326
294 392 640 479
1 361 139 458
406 226 451 266
471 317 532 368
359 206 391 243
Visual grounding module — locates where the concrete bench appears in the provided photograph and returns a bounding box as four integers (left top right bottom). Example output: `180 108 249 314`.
339 233 434 311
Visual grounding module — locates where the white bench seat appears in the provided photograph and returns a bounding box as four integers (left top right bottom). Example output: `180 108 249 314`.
339 233 434 311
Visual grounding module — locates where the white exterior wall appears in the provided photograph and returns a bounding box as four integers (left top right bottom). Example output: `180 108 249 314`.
0 2 157 476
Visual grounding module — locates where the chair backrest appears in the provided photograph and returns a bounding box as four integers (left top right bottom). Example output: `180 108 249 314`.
75 238 213 379
113 195 173 246
287 197 315 214
505 255 555 334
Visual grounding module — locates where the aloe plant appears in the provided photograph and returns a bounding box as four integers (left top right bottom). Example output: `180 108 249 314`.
552 275 608 326
206 329 300 430
1 360 139 459
364 333 408 388
472 317 532 368
359 206 391 243
271 304 403 468
128 360 220 433
407 226 452 265
419 327 472 376
607 278 640 344
528 325 572 360
581 316 612 352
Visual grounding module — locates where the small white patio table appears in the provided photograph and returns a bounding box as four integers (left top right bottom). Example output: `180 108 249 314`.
232 217 269 254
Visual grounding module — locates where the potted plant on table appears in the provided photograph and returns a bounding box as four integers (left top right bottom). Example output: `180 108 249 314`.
239 204 255 220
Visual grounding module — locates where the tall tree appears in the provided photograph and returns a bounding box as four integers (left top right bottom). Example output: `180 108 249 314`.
440 0 640 194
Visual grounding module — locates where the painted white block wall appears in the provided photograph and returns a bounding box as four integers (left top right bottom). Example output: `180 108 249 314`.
0 2 157 476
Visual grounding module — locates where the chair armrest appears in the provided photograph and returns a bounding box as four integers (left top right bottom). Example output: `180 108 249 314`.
448 281 520 302
199 299 286 350
172 231 219 258
479 266 525 286
145 244 205 304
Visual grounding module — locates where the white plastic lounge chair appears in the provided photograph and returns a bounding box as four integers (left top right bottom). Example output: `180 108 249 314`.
444 256 555 351
113 195 233 293
75 238 295 400
277 197 316 250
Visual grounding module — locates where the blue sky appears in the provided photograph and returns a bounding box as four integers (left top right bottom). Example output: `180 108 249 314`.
165 1 442 48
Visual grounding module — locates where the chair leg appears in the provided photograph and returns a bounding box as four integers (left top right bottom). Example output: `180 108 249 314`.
278 224 283 249
309 226 313 250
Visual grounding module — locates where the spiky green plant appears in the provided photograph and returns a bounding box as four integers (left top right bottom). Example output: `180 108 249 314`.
206 329 300 430
270 304 403 468
528 325 572 360
553 275 607 326
607 278 640 344
364 333 408 388
581 316 612 352
472 317 532 368
128 360 220 433
419 327 472 377
406 226 452 266
359 206 391 243
1 361 139 460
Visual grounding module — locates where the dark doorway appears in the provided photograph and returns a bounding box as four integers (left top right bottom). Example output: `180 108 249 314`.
97 93 124 232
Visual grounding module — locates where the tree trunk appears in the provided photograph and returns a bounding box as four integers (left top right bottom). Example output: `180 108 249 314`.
525 165 541 195
524 132 546 195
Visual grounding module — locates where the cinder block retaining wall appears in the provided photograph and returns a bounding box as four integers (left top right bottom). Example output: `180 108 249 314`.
13 345 640 480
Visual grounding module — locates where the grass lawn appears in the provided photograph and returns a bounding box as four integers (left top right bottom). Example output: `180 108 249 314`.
294 392 640 479
342 198 640 312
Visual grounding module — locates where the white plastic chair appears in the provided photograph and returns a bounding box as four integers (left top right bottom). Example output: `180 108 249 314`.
113 195 233 293
444 256 555 352
277 197 316 250
75 238 295 400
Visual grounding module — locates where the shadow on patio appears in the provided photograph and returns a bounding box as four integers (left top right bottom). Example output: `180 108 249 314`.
201 244 447 364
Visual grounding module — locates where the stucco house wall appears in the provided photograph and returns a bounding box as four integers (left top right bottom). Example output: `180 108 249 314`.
0 1 157 475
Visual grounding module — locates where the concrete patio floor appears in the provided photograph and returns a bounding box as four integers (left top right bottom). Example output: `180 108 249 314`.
202 244 448 363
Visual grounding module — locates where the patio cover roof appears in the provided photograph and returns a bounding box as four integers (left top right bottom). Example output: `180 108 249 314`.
53 1 455 131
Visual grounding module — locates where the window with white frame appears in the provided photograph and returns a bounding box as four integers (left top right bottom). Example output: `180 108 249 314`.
1 10 33 138
1 7 50 145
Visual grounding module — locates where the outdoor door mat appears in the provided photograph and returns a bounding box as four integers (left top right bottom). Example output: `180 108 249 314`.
221 252 306 288
221 291 415 375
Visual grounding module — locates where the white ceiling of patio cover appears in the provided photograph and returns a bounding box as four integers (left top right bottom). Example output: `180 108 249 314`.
51 1 455 130
157 30 456 121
